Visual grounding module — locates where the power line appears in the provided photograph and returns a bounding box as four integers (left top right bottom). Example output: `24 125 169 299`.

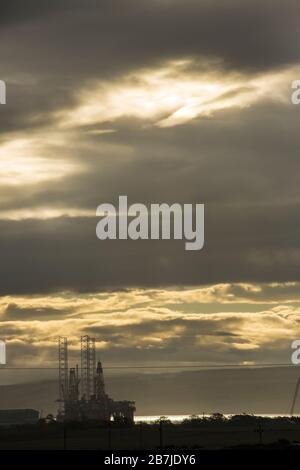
0 362 296 370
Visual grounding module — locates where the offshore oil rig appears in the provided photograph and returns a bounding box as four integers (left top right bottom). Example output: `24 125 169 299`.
57 336 135 423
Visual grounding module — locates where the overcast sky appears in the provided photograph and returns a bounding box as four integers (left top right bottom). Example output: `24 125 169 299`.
0 0 300 376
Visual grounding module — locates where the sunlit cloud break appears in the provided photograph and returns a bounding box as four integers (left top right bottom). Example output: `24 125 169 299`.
60 60 297 129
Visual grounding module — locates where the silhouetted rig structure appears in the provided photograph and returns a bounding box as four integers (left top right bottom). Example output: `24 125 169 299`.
57 336 135 424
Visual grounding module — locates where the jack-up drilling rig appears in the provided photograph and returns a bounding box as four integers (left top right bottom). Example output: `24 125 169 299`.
57 336 135 423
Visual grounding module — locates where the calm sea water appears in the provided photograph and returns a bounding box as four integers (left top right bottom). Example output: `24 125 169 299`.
134 414 293 423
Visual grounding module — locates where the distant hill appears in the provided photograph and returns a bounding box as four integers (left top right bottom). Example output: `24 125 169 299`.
0 367 299 416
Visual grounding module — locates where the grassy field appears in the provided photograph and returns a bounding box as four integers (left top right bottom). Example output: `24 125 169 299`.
1 419 300 450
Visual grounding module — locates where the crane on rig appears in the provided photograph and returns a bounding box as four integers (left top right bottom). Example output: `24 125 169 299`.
290 377 300 416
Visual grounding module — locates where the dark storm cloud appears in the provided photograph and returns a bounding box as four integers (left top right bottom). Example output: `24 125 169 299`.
0 80 76 136
3 303 67 320
0 98 299 294
0 0 298 173
1 0 300 85
0 1 300 295
84 318 241 344
0 200 299 295
1 101 300 213
1 0 67 25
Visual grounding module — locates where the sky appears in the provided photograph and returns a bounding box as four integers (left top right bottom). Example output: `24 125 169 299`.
0 0 300 379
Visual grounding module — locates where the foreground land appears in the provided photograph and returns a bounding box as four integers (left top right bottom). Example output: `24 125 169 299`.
1 415 300 450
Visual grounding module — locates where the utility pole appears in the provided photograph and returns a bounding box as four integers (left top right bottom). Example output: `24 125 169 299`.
255 421 264 445
159 421 163 449
108 419 112 450
63 424 67 450
139 423 143 450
